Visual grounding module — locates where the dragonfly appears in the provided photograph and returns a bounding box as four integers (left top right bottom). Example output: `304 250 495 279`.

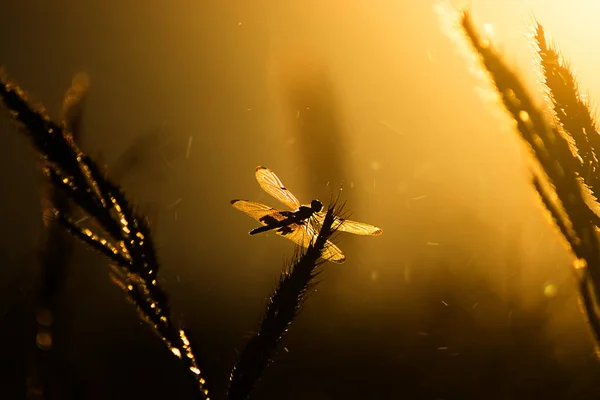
231 166 383 263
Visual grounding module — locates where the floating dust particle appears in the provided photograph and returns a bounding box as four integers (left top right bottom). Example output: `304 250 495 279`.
438 346 448 350
426 242 440 246
441 300 449 306
543 281 558 298
186 136 193 159
427 48 433 61
370 271 379 281
75 216 89 224
411 194 428 201
417 331 429 336
168 198 182 209
379 120 402 135
472 303 479 309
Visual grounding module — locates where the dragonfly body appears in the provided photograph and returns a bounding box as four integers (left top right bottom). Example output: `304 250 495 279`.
231 166 382 263
249 200 323 235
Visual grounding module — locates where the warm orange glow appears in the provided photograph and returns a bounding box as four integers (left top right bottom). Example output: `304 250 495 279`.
4 1 600 398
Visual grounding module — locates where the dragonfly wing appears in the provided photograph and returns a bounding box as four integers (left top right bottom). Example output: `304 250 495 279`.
315 213 382 236
255 166 301 209
274 222 313 247
321 240 346 263
231 200 290 226
275 221 346 263
232 199 345 263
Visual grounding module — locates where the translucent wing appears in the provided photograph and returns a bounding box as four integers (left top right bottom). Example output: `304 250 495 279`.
315 213 383 236
231 199 345 263
321 240 346 264
231 200 291 225
276 221 346 264
255 166 301 210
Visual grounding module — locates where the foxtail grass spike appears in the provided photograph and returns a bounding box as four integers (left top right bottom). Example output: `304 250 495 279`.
226 200 343 400
535 23 600 188
0 72 212 400
459 9 600 354
534 22 600 225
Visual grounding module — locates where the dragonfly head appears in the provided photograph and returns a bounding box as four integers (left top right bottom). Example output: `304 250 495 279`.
310 199 323 213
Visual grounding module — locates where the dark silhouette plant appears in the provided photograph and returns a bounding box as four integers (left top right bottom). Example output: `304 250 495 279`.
450 8 600 355
0 70 345 400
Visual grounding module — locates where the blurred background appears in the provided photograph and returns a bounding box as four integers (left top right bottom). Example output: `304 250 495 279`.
2 0 600 398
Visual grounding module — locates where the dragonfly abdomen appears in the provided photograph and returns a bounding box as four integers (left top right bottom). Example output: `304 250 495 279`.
250 209 311 235
249 224 277 235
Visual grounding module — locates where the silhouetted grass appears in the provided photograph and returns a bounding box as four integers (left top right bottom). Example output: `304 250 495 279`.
457 10 600 353
226 201 342 400
0 69 349 399
535 24 600 199
0 71 211 399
